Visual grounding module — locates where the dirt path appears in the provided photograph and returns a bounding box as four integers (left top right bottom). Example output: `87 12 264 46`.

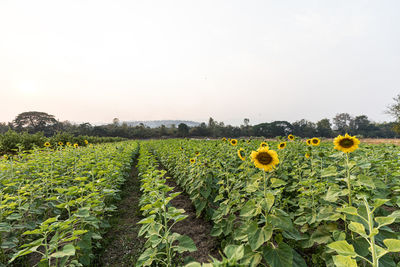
163 171 221 264
99 159 145 266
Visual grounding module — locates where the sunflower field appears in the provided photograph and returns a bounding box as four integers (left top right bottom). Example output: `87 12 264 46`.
145 136 400 267
1 136 400 266
0 141 139 266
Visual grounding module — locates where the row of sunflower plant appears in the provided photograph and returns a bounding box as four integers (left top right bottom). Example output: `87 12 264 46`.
147 135 400 267
0 141 139 266
136 143 197 266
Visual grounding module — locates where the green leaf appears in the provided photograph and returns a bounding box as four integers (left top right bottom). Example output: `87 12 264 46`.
262 242 293 267
138 215 155 224
384 239 400 252
50 244 75 258
332 255 357 267
74 207 90 218
247 221 272 250
338 207 358 216
348 222 366 237
270 178 287 188
262 192 275 212
357 175 375 189
372 199 390 210
240 199 257 217
327 240 356 257
176 235 197 253
321 166 338 178
184 263 202 267
223 245 244 261
373 244 388 259
375 217 395 228
324 185 344 202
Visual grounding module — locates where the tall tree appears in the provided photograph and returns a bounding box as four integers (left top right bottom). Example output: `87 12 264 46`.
12 111 58 135
316 118 333 137
292 119 316 137
177 123 189 137
386 94 400 133
333 113 353 134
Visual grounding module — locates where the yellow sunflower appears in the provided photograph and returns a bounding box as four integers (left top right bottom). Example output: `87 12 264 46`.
311 138 320 146
230 139 238 146
3 155 8 160
84 140 89 145
222 137 227 142
305 153 310 159
44 142 51 147
195 151 200 156
237 148 246 161
73 143 79 148
66 142 72 147
278 142 286 149
190 158 196 164
306 139 312 145
288 134 295 141
180 146 184 151
334 133 360 153
250 147 279 172
259 142 269 149
58 142 63 146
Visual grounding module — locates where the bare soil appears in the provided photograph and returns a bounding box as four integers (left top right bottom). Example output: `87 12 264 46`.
99 159 145 266
162 171 221 264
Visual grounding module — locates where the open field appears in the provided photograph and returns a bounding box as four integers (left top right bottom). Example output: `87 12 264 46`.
361 138 400 145
1 137 400 267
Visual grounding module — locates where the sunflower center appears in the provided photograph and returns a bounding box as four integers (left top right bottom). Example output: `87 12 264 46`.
280 143 284 147
256 152 272 165
339 138 354 148
312 139 318 144
239 150 245 157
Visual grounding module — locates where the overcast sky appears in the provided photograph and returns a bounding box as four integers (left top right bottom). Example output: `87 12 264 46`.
0 0 399 126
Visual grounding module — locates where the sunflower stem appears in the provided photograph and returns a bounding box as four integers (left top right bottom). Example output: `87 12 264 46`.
345 153 352 207
263 171 267 198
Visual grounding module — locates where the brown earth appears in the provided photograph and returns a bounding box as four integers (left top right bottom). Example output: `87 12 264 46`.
99 159 145 266
161 169 221 264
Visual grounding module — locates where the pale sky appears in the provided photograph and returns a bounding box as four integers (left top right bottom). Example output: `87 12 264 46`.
0 0 399 126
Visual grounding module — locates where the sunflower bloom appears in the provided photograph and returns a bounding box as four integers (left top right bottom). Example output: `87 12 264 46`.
288 134 295 141
278 142 286 149
84 140 89 145
222 137 226 142
305 153 310 159
66 142 72 147
195 151 200 156
311 138 320 146
306 139 312 145
58 142 63 146
237 148 246 161
334 133 360 153
259 142 269 149
3 155 8 160
230 139 238 146
190 158 196 164
44 142 51 147
250 147 279 172
73 143 79 148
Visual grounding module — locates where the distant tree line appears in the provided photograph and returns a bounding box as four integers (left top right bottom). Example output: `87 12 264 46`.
0 110 399 140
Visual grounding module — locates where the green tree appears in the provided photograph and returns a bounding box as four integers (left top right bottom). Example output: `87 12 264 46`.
333 113 353 134
292 119 316 137
12 111 59 136
386 94 400 133
316 118 333 137
177 123 189 137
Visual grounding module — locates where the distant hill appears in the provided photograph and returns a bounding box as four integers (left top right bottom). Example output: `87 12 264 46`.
123 120 201 128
